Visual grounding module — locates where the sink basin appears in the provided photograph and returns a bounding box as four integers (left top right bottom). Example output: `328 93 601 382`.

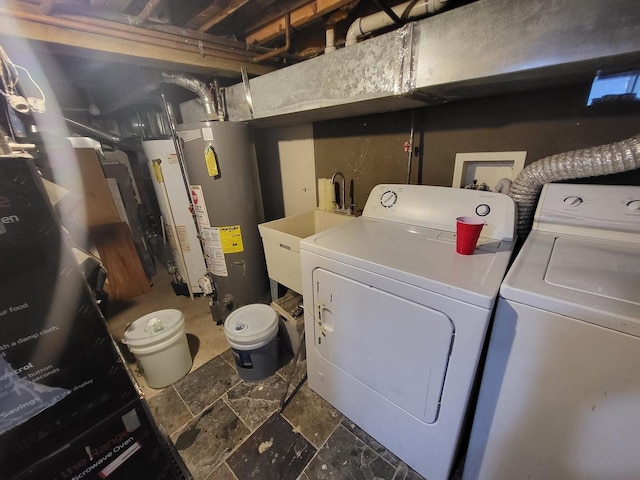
258 210 355 294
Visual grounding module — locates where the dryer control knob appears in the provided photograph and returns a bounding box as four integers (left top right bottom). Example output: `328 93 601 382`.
476 204 490 216
626 200 640 211
380 190 398 208
563 196 583 207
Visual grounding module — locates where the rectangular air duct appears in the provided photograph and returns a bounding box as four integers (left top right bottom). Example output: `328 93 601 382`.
224 0 640 125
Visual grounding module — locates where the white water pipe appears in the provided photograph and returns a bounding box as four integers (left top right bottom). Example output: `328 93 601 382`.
345 0 450 47
325 27 337 54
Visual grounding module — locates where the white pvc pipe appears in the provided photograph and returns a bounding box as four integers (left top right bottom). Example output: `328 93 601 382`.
345 0 449 47
325 27 336 53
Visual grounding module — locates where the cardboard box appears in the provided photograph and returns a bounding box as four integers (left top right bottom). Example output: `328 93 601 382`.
13 399 189 480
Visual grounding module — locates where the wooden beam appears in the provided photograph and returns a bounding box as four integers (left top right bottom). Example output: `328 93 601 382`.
39 0 57 14
1 10 273 77
136 0 162 24
106 0 134 12
186 0 250 33
246 0 354 45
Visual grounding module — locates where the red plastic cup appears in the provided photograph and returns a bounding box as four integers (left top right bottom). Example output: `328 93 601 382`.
456 216 485 255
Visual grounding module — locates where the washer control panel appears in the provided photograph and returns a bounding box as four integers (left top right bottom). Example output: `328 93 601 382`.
536 184 640 234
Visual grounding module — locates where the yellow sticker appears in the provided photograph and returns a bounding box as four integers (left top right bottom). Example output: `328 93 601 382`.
219 225 244 253
152 161 163 182
205 145 219 177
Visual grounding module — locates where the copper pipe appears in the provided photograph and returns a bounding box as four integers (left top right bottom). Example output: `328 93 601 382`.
252 13 290 64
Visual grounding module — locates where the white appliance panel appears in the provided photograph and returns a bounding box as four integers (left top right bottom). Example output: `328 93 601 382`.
302 184 515 480
464 183 640 480
464 299 640 480
534 183 640 237
312 268 454 423
500 231 640 336
304 218 512 309
302 248 494 480
142 139 206 292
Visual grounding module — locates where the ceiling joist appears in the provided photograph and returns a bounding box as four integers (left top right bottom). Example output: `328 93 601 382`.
1 3 274 77
187 0 251 33
246 0 355 45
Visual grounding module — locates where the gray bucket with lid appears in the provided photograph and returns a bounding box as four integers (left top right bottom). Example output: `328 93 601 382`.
224 304 279 382
123 309 192 388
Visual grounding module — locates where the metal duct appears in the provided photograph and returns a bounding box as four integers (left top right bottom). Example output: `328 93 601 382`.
224 0 640 125
162 72 216 120
509 133 640 239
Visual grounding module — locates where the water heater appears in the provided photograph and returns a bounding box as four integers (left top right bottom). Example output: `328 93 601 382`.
177 121 270 322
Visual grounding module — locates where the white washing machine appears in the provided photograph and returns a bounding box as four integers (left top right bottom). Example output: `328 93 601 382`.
463 183 640 480
300 184 516 480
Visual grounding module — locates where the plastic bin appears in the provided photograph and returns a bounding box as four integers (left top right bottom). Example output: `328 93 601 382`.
224 304 279 382
123 309 192 388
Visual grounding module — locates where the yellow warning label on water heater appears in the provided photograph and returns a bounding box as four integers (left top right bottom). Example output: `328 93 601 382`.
219 225 244 253
152 161 164 182
205 145 219 177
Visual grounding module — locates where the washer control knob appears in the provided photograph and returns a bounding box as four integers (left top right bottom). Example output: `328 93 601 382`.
563 196 583 207
476 204 490 216
626 200 640 211
380 190 398 208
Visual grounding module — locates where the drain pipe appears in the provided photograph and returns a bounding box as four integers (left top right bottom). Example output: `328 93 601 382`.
509 133 640 239
345 0 450 47
162 72 217 120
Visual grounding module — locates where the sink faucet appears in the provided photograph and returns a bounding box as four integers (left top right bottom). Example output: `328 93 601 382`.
331 171 347 212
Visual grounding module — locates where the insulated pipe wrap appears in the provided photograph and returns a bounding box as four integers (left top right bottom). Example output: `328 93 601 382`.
509 133 640 239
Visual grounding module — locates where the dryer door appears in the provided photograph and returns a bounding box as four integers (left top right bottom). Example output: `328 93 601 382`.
312 268 454 423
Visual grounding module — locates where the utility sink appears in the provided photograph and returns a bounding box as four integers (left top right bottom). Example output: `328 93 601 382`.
258 210 355 294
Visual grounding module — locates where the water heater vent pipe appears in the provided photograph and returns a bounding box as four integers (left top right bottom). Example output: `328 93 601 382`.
162 72 217 120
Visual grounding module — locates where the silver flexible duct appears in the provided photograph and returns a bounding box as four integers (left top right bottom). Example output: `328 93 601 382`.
509 133 640 239
162 72 217 120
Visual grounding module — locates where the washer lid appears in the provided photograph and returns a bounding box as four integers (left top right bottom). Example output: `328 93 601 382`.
501 231 640 337
224 304 278 346
545 237 640 303
124 309 184 344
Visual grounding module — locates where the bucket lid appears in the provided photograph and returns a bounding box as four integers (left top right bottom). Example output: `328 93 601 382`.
224 304 278 348
124 309 184 346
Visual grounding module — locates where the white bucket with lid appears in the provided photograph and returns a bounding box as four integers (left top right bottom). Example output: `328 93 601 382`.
224 304 279 381
123 309 192 388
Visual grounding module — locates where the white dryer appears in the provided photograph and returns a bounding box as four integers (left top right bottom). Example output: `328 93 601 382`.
300 184 516 480
463 183 640 480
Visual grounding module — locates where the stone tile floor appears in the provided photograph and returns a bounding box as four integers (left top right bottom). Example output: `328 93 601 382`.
105 271 464 480
145 350 428 480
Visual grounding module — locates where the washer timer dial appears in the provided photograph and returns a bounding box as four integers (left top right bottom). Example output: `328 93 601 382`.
626 200 640 211
380 190 398 208
563 195 583 207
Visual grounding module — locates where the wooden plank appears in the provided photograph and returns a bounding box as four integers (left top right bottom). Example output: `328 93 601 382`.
52 148 121 228
246 0 353 45
1 13 273 77
136 0 162 23
185 0 250 33
90 222 151 301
